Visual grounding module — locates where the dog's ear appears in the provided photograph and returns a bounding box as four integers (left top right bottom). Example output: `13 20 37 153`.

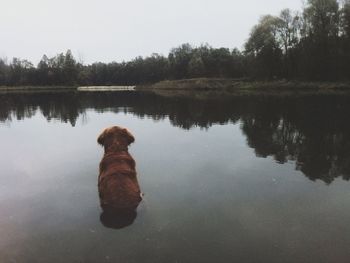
97 130 106 146
123 129 135 145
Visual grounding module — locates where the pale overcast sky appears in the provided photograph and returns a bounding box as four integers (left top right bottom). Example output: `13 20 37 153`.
0 0 302 64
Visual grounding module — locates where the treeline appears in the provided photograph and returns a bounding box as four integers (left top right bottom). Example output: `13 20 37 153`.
0 0 349 86
0 46 245 86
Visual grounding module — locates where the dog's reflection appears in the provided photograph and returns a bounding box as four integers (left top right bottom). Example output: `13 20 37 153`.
100 209 138 229
97 126 142 229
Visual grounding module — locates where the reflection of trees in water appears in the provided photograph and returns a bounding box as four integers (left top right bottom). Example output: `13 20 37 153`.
0 92 242 128
1 92 350 184
0 93 83 126
240 96 350 184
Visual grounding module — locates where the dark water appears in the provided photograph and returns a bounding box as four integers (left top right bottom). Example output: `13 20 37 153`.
1 91 350 263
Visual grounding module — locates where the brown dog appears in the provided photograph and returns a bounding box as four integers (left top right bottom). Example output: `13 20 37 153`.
97 126 141 214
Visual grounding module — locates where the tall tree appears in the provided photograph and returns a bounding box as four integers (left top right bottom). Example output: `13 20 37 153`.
341 0 350 37
63 50 78 85
275 9 301 78
168 43 193 79
302 0 340 80
245 15 283 79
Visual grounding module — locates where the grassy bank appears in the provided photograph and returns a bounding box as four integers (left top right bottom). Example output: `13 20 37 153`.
137 78 350 91
135 78 350 98
0 86 77 93
0 85 134 93
2 78 350 95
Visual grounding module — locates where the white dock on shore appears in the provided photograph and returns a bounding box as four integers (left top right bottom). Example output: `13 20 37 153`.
77 86 136 91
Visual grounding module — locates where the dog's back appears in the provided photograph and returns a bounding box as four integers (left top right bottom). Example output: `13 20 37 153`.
97 126 141 212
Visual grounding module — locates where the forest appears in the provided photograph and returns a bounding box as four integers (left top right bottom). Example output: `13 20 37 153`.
0 0 349 86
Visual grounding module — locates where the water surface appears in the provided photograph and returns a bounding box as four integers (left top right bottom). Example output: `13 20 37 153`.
1 91 350 263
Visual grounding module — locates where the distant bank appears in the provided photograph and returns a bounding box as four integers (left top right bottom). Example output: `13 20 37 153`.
1 78 350 94
138 78 350 91
0 85 135 93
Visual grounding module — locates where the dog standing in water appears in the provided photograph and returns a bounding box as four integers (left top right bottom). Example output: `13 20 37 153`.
97 126 142 220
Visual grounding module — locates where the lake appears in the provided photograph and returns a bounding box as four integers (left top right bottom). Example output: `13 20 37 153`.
1 91 350 263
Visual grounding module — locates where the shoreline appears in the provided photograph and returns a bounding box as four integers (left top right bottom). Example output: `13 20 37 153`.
1 79 350 94
137 78 350 91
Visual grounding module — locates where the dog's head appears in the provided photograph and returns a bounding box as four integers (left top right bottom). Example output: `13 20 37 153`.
97 126 135 149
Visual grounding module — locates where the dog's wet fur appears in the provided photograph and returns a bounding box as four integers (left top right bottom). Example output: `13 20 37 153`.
97 126 141 217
